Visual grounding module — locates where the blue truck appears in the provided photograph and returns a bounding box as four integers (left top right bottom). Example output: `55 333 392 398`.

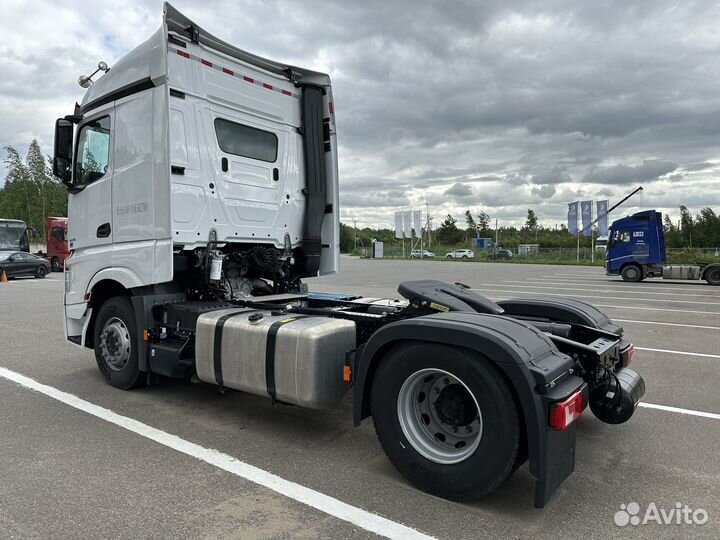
605 210 720 285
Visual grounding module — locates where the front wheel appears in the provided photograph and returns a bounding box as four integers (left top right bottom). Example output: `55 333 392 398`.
371 342 520 501
51 257 61 272
706 266 720 286
621 264 643 282
93 297 141 389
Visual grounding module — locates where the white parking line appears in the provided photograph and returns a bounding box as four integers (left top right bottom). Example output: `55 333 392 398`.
470 287 720 307
594 304 720 316
500 281 716 298
634 347 720 359
612 319 720 330
523 278 719 293
0 367 436 540
639 402 720 421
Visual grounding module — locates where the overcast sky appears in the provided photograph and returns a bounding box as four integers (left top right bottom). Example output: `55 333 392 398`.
1 0 719 228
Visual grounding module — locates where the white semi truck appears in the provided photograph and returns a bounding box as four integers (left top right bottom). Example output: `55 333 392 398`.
53 3 645 507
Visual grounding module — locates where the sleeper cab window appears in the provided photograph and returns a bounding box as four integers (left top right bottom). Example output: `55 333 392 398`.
214 118 278 163
75 116 111 186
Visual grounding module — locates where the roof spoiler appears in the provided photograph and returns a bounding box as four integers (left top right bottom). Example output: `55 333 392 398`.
163 2 331 86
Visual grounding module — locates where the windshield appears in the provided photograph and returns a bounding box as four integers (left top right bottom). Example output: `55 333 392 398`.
0 221 28 250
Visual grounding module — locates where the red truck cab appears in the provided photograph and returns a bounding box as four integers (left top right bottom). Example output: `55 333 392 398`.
46 217 69 272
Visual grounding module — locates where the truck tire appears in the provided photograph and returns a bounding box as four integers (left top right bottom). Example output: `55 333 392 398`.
706 266 720 286
51 257 60 272
93 297 141 390
371 342 520 502
621 264 643 282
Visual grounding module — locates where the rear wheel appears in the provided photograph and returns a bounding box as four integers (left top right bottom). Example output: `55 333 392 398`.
36 265 47 279
93 297 141 389
51 257 60 272
462 255 468 259
621 264 643 282
371 342 520 501
706 266 720 286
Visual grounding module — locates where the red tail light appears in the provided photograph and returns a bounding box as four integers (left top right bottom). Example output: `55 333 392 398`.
625 344 635 366
549 389 584 430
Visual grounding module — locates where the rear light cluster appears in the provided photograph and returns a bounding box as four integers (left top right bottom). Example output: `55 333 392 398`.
624 344 635 366
549 389 584 430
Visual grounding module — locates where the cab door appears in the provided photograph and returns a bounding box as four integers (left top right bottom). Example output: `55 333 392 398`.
67 109 114 252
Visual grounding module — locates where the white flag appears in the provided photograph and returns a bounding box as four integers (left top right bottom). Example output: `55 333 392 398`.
403 210 413 238
413 210 422 235
394 212 403 239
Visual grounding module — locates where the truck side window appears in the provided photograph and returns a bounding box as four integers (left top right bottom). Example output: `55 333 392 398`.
616 230 631 243
214 118 277 163
75 116 111 186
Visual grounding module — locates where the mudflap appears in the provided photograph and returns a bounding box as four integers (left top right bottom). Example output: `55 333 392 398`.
533 379 589 508
534 425 577 507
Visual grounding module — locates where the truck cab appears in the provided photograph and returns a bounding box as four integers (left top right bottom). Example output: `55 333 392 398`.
46 217 69 271
605 210 665 280
606 210 719 284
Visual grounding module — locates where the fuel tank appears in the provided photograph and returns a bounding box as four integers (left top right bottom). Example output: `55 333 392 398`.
195 309 356 410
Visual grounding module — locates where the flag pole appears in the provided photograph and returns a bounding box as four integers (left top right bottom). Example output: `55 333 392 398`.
591 204 595 263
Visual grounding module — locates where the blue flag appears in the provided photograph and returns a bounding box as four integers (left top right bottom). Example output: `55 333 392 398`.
567 202 579 237
581 200 593 236
596 200 609 237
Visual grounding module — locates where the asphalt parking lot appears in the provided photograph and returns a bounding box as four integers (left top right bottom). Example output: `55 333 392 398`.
1 257 719 539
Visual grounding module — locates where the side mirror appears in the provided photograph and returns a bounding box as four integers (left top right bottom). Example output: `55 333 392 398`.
31 228 38 238
53 118 74 185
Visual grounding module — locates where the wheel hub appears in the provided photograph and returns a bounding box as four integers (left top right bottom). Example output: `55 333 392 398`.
397 368 483 465
99 317 131 371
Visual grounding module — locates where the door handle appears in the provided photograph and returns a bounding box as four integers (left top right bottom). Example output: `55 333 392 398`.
96 223 111 238
273 168 279 181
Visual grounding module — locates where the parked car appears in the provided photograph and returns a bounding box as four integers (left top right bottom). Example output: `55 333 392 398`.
0 251 51 279
445 249 475 259
492 249 513 260
410 249 435 259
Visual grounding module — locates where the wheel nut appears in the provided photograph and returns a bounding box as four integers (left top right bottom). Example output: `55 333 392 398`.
465 426 472 433
451 426 458 433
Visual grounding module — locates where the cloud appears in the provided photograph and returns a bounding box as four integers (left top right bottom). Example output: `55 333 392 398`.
443 182 474 199
531 184 557 199
582 159 679 185
0 0 718 228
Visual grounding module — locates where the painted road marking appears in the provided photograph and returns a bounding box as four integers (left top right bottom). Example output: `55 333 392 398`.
0 367 437 540
525 278 719 293
613 319 720 331
593 304 720 316
500 281 717 298
639 402 720 421
470 287 720 307
634 347 720 359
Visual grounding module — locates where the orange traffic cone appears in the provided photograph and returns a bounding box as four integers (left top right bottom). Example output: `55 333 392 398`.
1 269 7 283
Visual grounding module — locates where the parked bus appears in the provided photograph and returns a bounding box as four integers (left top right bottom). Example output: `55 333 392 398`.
0 218 32 252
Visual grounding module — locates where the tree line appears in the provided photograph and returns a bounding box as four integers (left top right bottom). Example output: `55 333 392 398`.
341 207 719 253
0 141 68 239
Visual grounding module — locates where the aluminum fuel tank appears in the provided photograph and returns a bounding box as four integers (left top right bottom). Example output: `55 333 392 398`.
195 309 356 410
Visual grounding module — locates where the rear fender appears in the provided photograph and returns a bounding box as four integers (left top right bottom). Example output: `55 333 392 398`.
354 312 585 507
498 296 624 336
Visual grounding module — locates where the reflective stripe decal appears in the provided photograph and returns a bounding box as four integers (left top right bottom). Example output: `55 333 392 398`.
169 46 299 99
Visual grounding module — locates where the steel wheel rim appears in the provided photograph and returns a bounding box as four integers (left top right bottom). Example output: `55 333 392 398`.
397 368 483 464
99 317 131 371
